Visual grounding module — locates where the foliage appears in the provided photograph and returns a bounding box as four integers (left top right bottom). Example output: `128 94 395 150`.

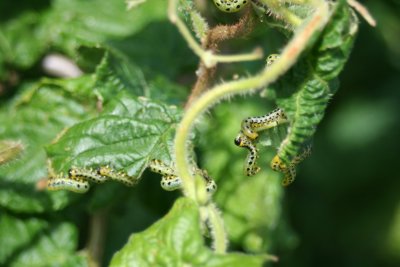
1 0 399 266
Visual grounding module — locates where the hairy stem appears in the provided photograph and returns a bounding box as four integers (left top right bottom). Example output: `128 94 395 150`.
207 204 227 253
185 9 256 109
168 0 262 68
174 0 330 200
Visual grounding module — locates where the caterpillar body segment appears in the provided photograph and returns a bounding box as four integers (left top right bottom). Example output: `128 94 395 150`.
241 108 288 140
47 175 90 193
160 175 182 191
234 132 260 176
97 165 136 186
68 166 108 184
148 159 217 194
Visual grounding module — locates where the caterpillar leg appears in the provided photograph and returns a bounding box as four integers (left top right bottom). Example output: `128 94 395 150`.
234 132 260 176
241 108 288 140
47 175 90 193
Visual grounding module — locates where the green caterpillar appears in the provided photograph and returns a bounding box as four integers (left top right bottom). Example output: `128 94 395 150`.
148 159 217 194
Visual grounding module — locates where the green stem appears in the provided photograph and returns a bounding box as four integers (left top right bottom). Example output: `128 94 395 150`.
207 204 227 253
174 0 329 200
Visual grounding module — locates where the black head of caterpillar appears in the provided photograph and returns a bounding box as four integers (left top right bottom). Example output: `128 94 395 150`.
234 132 260 176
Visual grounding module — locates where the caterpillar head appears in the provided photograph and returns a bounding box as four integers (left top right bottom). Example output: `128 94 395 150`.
266 54 280 67
213 0 249 13
234 132 251 147
270 155 286 171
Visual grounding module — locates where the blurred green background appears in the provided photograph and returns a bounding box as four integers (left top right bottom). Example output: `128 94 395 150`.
1 0 399 266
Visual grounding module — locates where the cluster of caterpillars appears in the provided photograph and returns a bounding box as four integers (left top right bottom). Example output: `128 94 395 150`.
47 163 136 193
148 159 217 194
235 108 311 186
234 54 311 186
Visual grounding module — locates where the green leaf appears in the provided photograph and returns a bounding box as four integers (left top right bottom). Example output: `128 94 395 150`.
200 101 296 252
46 91 182 182
0 0 167 78
270 2 358 164
0 213 87 267
0 80 97 213
110 197 266 267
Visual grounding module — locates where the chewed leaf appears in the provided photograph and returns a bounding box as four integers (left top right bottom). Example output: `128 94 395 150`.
46 91 182 183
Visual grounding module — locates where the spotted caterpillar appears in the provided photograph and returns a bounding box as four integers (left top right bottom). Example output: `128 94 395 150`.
47 174 90 193
241 108 288 140
234 132 260 176
271 146 312 186
47 165 136 193
148 159 217 194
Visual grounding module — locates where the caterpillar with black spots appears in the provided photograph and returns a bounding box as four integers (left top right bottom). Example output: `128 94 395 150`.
240 108 288 140
47 174 90 193
234 132 260 176
148 159 217 194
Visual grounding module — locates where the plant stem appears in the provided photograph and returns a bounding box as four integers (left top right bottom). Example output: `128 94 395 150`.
168 0 262 68
207 204 227 253
174 0 330 204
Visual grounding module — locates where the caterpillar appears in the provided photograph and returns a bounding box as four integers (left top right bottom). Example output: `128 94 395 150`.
148 159 217 194
196 168 218 194
234 132 260 176
213 0 249 13
97 165 136 186
68 166 108 184
271 146 311 186
240 108 288 140
47 174 90 193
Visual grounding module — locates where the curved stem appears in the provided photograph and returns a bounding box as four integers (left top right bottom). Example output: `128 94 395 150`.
174 0 330 198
